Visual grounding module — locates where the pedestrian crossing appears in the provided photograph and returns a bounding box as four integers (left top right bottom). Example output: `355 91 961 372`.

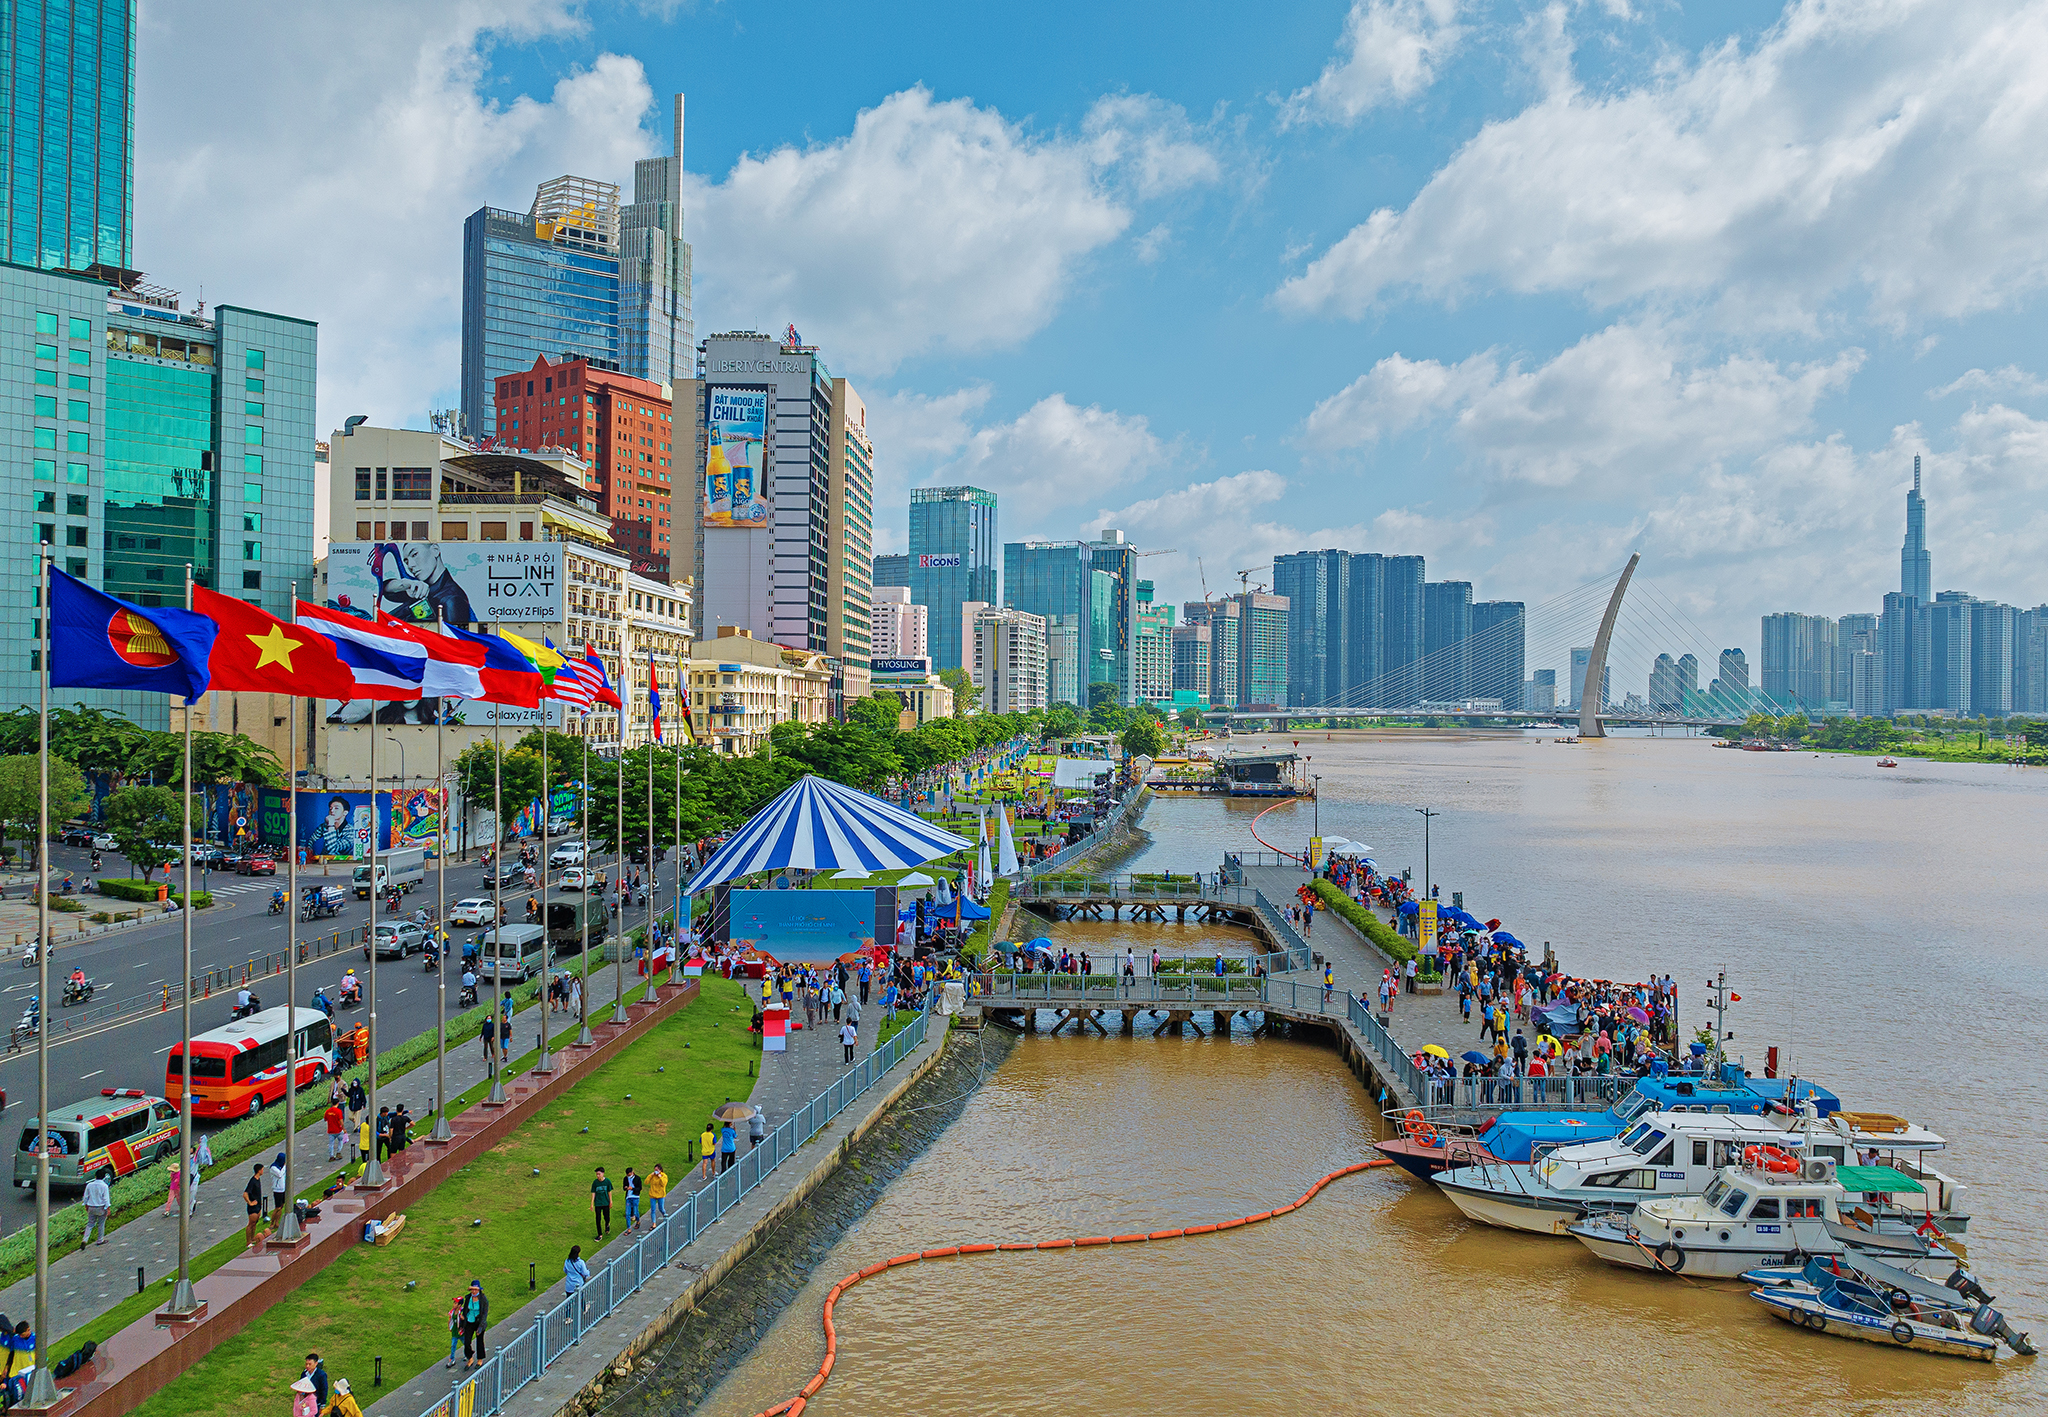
210 881 277 895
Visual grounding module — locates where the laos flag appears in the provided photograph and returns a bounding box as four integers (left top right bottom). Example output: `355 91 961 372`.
48 567 216 704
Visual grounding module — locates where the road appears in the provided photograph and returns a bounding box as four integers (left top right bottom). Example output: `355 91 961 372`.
0 835 689 1232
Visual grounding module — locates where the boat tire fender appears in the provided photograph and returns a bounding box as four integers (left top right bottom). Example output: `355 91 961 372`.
1890 1320 1915 1345
1809 1313 1826 1333
1654 1242 1684 1273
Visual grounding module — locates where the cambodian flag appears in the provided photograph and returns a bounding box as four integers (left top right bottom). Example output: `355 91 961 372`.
649 649 662 743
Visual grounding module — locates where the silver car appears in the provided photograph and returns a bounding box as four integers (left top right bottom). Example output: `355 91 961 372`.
371 921 427 959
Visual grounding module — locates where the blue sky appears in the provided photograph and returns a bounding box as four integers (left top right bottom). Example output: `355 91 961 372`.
139 1 2048 683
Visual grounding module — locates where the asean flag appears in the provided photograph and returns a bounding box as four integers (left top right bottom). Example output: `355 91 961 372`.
48 568 216 704
192 586 357 698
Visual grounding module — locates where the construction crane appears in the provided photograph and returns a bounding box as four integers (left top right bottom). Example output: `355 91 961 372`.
1134 548 1178 557
1235 567 1268 594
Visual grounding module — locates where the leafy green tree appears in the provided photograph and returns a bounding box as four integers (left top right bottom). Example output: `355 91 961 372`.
129 729 285 789
1041 704 1082 740
938 667 982 716
848 692 904 736
453 740 546 840
103 785 204 881
1177 707 1203 729
0 755 91 867
1120 718 1168 759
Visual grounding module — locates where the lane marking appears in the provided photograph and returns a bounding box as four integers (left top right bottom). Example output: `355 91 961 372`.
78 1069 102 1080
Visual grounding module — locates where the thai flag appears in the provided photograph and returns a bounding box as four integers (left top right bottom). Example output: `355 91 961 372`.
581 645 623 708
649 650 662 743
376 612 485 700
295 603 424 700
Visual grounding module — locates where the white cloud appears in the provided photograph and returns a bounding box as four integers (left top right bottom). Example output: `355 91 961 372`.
1277 0 2048 324
137 2 656 433
1280 0 1469 125
927 394 1173 515
1305 323 1863 497
1931 366 2048 400
690 87 1218 375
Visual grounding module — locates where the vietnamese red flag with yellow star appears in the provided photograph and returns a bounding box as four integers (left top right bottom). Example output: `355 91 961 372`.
192 584 358 698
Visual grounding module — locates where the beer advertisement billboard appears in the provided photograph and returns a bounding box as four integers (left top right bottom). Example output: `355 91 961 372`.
704 387 769 528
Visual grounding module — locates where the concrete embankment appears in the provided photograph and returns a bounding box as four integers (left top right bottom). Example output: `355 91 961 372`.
591 1025 1020 1417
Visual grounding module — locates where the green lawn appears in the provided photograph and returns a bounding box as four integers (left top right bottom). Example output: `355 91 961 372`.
129 975 757 1417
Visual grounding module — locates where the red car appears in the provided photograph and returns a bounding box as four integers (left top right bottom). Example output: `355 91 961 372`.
236 855 277 876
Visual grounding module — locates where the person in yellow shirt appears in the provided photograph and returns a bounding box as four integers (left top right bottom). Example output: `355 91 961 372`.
357 1118 373 1177
646 1164 668 1221
699 1123 717 1182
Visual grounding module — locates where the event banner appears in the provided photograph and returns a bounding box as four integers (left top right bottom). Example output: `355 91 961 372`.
1419 898 1439 956
703 387 769 529
328 542 564 625
729 889 876 959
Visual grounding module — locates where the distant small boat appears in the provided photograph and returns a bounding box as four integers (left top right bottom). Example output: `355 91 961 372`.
1878 757 1900 768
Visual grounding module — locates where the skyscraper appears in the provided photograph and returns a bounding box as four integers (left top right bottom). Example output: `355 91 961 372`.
2 0 134 273
1760 612 1836 708
1128 580 1174 706
1706 648 1750 715
1171 621 1210 704
827 379 875 698
1969 598 2014 717
909 486 997 671
1649 654 1679 713
1344 551 1384 707
462 177 622 443
1422 581 1473 701
619 95 694 389
1880 592 1917 714
1382 554 1425 707
1273 549 1347 708
1901 453 1931 604
1915 594 1972 714
872 553 909 589
1234 592 1289 707
869 585 926 660
1182 598 1240 708
1567 647 1609 711
2015 606 2048 714
1470 600 1525 708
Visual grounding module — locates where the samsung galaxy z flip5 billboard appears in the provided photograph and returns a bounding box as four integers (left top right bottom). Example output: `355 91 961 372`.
329 542 563 626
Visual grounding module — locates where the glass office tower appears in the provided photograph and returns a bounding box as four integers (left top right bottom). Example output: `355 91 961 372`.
909 485 996 671
1 0 135 273
460 178 623 442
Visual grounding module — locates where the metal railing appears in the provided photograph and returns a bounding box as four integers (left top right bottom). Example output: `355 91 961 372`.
1019 783 1145 879
1249 891 1315 973
423 1002 938 1417
1347 991 1429 1105
1399 1074 1635 1114
970 972 1371 1016
1013 874 1248 904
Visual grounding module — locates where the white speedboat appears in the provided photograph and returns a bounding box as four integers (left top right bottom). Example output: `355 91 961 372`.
1568 1159 1955 1279
1436 1109 1965 1238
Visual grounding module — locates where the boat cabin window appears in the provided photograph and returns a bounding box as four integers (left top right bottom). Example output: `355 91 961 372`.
1585 1169 1655 1189
1615 1093 1653 1122
1810 1145 1845 1162
1692 1140 1710 1166
1620 1123 1652 1148
1628 1127 1667 1156
1703 1178 1730 1208
1720 1187 1751 1217
1785 1198 1824 1218
1750 1198 1780 1220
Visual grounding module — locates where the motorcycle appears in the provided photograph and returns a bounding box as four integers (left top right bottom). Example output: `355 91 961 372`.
8 999 39 1051
267 896 286 916
88 853 102 873
19 941 36 969
230 993 262 1020
311 990 334 1019
457 983 479 1010
59 977 93 1007
337 979 363 1009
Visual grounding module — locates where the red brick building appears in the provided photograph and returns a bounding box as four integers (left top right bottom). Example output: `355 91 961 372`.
492 355 680 580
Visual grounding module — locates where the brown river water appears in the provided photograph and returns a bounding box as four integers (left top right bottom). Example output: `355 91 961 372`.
701 733 2046 1416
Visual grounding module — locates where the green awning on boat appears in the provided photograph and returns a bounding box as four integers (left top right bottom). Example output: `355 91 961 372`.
1836 1164 1924 1193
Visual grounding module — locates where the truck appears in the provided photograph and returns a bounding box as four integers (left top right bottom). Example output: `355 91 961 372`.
353 847 427 899
546 897 604 957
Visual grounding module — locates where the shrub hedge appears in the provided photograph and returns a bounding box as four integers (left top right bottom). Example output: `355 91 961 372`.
1310 879 1415 962
96 878 213 908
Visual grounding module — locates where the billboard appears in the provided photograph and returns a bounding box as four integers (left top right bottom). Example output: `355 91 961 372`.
328 542 563 625
916 553 962 569
704 388 769 528
870 657 931 676
297 788 446 860
728 889 876 960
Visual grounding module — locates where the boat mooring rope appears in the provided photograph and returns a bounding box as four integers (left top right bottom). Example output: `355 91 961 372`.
749 1157 1396 1416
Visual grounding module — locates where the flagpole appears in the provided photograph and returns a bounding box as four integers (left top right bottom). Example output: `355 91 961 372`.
645 696 654 990
355 711 381 1184
577 714 592 1047
611 701 627 1025
25 550 57 1404
671 697 684 989
488 712 506 1103
276 587 304 1243
432 616 452 1141
533 707 553 1075
166 563 199 1314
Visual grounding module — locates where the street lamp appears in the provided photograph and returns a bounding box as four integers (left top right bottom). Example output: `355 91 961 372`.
385 735 408 792
1415 807 1439 899
1311 775 1322 839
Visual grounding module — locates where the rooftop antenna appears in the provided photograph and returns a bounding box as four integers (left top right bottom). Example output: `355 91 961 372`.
1914 453 1921 493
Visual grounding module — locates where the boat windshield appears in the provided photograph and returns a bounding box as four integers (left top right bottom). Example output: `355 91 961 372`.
1702 1177 1729 1208
1629 1127 1669 1157
1614 1092 1654 1123
1619 1122 1652 1148
1720 1187 1751 1217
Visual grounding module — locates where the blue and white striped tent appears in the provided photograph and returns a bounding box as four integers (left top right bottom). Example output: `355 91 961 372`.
687 774 975 892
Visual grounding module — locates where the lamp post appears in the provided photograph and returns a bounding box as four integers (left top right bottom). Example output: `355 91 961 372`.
1415 807 1439 900
384 735 407 793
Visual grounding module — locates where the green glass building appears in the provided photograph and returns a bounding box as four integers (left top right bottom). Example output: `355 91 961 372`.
1 0 135 273
4 262 316 728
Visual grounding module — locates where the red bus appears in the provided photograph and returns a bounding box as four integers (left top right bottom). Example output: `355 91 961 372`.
165 1007 334 1119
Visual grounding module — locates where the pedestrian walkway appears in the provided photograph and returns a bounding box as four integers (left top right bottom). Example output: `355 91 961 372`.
0 957 647 1339
368 964 897 1417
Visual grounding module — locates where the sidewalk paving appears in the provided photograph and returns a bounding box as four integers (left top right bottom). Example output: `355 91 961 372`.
365 966 895 1417
0 956 648 1339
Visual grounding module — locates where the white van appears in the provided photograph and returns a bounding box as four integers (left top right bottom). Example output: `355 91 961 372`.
353 847 428 899
470 924 547 984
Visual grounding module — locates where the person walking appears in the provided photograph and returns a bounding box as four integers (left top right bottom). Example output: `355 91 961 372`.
323 1377 363 1417
80 1173 110 1248
840 1017 857 1065
719 1120 738 1173
563 1244 591 1295
479 1013 496 1072
269 1152 289 1225
748 1108 766 1151
646 1163 668 1222
164 1157 182 1218
621 1166 642 1233
301 1353 329 1410
858 960 871 1006
347 1075 367 1127
243 1163 265 1247
590 1166 613 1238
325 1099 346 1161
444 1293 464 1370
292 1376 320 1417
831 980 844 1022
458 1280 489 1370
196 1132 214 1173
699 1121 718 1182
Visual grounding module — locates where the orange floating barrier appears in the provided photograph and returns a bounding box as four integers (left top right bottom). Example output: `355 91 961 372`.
1036 1238 1074 1250
1245 1211 1272 1223
957 1242 998 1254
1182 1223 1217 1235
998 1242 1034 1251
1214 1217 1247 1231
886 1253 919 1267
1111 1233 1148 1243
921 1246 960 1259
1148 1228 1185 1240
